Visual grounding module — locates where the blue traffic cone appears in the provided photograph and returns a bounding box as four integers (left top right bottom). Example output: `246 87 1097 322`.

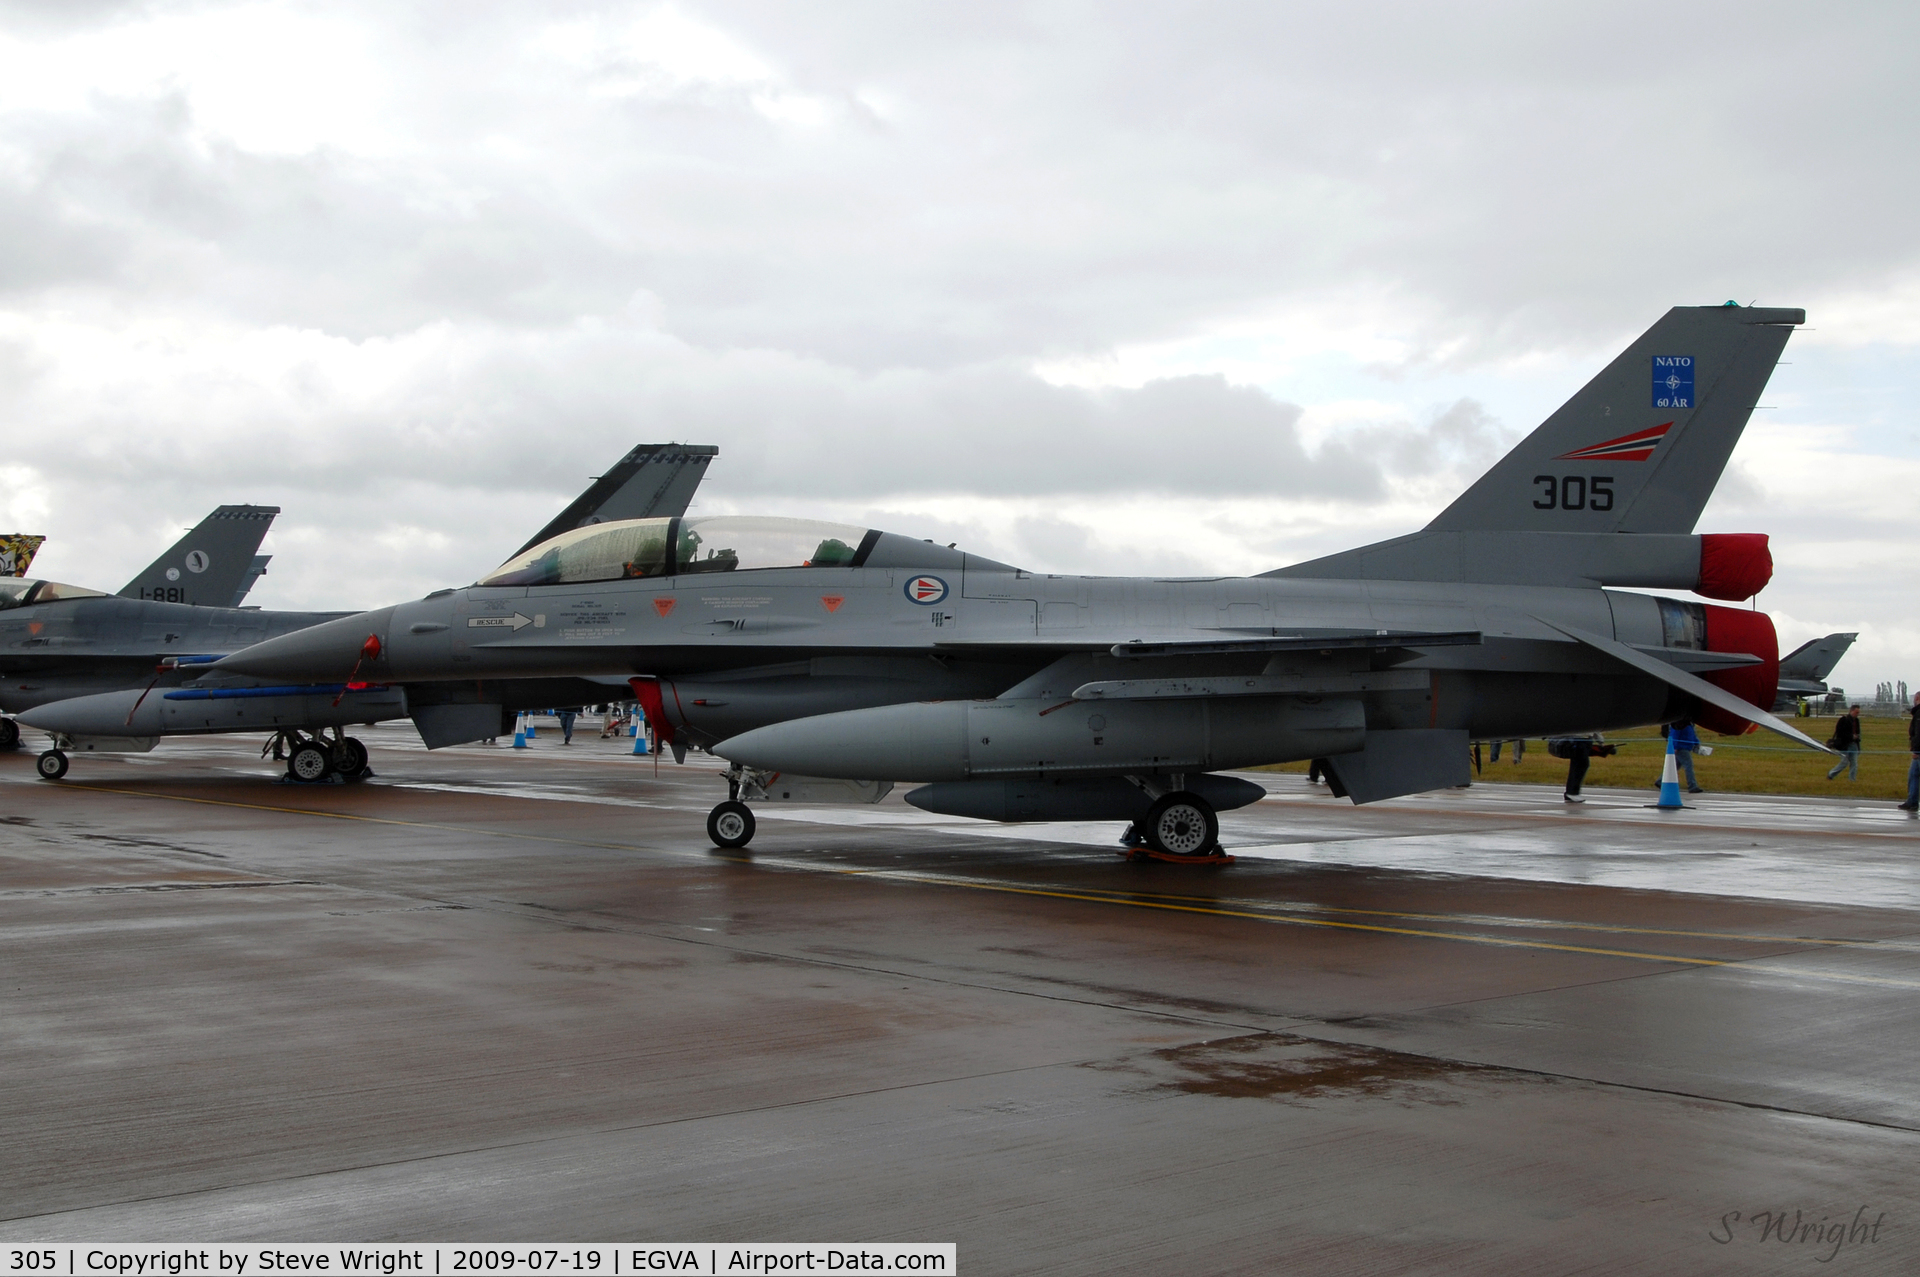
628 720 639 737
1653 736 1685 809
525 716 536 738
631 725 649 755
511 715 527 749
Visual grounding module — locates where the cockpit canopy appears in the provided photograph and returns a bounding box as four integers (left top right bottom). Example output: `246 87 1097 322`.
0 578 108 611
478 516 874 588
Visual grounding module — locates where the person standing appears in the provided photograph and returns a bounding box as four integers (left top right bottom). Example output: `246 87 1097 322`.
1561 736 1594 803
1669 719 1705 794
1826 706 1863 782
1901 691 1920 813
558 707 579 745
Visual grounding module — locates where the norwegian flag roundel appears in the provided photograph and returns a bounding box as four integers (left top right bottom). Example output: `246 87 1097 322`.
904 575 949 605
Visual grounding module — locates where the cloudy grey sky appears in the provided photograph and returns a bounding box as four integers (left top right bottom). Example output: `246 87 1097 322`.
2 1 1917 692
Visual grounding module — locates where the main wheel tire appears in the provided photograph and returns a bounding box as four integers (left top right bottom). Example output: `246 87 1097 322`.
707 800 756 849
334 737 369 776
288 742 332 782
1143 791 1219 857
0 717 19 750
36 749 69 780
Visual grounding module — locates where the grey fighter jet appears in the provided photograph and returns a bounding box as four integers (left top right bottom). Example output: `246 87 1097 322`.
215 305 1827 857
0 503 284 752
12 444 719 778
1772 632 1857 711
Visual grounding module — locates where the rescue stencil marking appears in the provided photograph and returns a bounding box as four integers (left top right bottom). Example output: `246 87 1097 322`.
652 597 676 617
1653 355 1693 409
904 575 949 605
1555 421 1672 462
821 595 845 613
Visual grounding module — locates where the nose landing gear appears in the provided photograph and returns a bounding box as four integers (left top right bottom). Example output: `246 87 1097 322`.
707 800 756 849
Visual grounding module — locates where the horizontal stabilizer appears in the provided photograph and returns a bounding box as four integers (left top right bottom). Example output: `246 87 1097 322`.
1531 615 1830 752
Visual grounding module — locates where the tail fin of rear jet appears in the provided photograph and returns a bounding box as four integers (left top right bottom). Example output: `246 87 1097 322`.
1428 304 1801 535
1779 632 1857 683
508 443 719 560
119 504 279 607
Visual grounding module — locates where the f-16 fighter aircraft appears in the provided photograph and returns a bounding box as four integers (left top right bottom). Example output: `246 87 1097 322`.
214 305 1828 857
1771 632 1858 711
0 504 283 753
9 444 717 777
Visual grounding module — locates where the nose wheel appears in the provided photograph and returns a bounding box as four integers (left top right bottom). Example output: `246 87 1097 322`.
707 800 756 849
36 749 69 781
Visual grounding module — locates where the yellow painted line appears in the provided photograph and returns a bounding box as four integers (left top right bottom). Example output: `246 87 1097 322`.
1029 884 1880 949
57 783 677 861
843 870 1734 966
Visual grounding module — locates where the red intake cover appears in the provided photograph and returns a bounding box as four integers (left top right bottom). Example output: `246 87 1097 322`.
1696 533 1772 601
1695 605 1779 736
628 676 676 745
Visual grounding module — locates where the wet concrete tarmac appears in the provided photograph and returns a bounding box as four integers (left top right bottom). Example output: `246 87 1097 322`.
2 724 1918 1273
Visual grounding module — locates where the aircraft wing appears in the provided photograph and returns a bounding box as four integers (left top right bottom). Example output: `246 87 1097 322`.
930 630 1483 661
509 444 719 560
1531 615 1831 752
1105 631 1483 659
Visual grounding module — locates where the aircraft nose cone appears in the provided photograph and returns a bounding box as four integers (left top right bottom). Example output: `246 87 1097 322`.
214 608 395 681
18 690 154 736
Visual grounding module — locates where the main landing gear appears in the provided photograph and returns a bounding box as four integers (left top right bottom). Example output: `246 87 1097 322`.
0 717 20 751
1120 784 1234 865
270 728 371 784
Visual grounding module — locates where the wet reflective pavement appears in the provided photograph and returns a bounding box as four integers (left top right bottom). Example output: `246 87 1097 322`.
2 726 1918 1273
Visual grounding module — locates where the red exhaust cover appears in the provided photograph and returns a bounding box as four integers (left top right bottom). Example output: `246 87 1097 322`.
1696 533 1772 601
1695 605 1779 736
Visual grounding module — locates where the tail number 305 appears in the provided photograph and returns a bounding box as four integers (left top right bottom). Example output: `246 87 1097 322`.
1532 475 1614 511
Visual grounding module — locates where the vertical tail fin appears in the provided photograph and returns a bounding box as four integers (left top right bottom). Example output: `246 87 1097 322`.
1779 632 1857 683
1 534 47 577
509 443 719 560
1427 304 1801 534
118 505 279 606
